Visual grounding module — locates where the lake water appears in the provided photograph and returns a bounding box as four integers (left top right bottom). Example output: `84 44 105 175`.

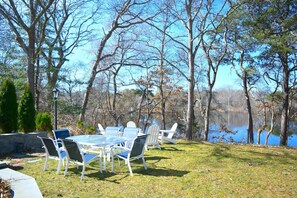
207 112 297 147
208 126 297 147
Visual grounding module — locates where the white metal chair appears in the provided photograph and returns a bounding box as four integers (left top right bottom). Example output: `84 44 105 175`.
123 127 141 138
38 136 66 174
122 127 142 148
62 139 102 180
97 123 105 135
146 124 161 150
126 121 137 128
52 128 71 147
105 126 123 136
112 135 148 176
159 123 178 144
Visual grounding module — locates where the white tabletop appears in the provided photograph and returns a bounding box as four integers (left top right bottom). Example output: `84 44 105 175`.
66 135 127 147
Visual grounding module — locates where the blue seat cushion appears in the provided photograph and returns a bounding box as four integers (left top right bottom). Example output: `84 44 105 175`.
60 151 67 158
83 153 97 163
116 151 129 159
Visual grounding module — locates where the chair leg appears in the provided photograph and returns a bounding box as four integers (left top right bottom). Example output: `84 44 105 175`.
142 157 147 170
99 152 102 173
56 158 62 174
111 156 114 173
81 164 86 181
103 154 107 171
127 160 133 176
44 155 49 171
64 159 69 176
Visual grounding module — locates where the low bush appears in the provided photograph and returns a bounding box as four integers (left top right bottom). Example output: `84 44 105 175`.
36 113 53 132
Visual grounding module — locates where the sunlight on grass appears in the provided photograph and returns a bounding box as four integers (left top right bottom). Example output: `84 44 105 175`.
5 141 297 197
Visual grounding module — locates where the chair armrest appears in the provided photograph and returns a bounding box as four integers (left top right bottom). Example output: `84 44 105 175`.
160 129 174 133
160 130 173 133
160 130 174 136
112 145 131 151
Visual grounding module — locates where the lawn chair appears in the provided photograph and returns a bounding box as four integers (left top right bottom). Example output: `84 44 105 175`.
126 121 137 128
97 123 105 135
112 134 148 176
159 123 178 144
62 139 102 180
122 127 142 148
38 136 66 174
146 124 161 150
123 127 141 139
105 126 123 136
52 128 70 147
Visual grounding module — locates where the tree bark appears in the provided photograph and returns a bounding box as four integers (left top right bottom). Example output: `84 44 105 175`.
185 12 195 140
279 55 289 146
243 71 254 144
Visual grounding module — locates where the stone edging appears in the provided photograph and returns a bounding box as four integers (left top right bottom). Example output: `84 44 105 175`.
0 132 48 156
0 168 43 198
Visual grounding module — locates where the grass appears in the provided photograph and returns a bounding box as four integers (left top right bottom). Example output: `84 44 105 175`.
3 140 297 197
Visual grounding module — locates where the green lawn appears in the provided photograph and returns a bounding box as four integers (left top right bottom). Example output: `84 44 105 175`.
5 141 297 197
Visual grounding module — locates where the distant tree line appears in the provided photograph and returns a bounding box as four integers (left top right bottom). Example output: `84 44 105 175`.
0 0 296 146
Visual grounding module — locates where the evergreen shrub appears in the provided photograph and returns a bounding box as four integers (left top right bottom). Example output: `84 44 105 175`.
18 85 36 133
0 78 18 133
36 113 53 132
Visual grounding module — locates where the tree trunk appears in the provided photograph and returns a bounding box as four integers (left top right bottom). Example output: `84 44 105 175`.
160 31 166 130
185 16 195 141
280 57 289 146
79 70 97 122
203 90 212 141
265 109 275 145
243 72 254 144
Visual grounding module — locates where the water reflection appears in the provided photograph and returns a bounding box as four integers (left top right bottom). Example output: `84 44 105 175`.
208 112 297 147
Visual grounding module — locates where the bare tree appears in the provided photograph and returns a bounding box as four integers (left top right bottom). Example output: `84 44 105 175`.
0 0 55 100
79 0 154 122
37 0 100 111
197 0 230 141
162 0 230 140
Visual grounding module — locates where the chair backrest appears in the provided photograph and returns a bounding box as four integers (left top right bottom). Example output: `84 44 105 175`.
130 135 148 158
168 123 178 138
170 123 178 131
98 123 105 132
105 126 122 136
62 139 83 163
146 124 159 145
52 129 70 140
123 127 141 139
38 137 59 157
126 121 136 128
98 123 105 134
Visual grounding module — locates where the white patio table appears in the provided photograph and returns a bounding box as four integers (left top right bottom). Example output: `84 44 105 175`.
66 135 127 171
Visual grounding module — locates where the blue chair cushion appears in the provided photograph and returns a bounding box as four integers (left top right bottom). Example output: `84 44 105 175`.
83 153 97 163
54 129 70 139
60 151 67 158
116 151 129 159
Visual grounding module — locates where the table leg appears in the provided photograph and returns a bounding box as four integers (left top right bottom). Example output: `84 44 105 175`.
103 147 107 171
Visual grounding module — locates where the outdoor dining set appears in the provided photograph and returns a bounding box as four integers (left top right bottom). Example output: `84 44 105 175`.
38 122 178 180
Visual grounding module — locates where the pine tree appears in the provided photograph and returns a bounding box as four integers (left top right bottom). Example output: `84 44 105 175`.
18 85 36 133
0 78 18 133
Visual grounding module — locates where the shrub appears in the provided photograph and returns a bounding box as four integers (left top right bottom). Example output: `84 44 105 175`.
18 85 36 133
85 125 96 134
36 113 53 132
0 78 18 133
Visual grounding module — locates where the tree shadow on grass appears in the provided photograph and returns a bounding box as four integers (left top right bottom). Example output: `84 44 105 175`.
141 167 189 177
207 143 297 166
160 146 184 152
145 156 170 165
